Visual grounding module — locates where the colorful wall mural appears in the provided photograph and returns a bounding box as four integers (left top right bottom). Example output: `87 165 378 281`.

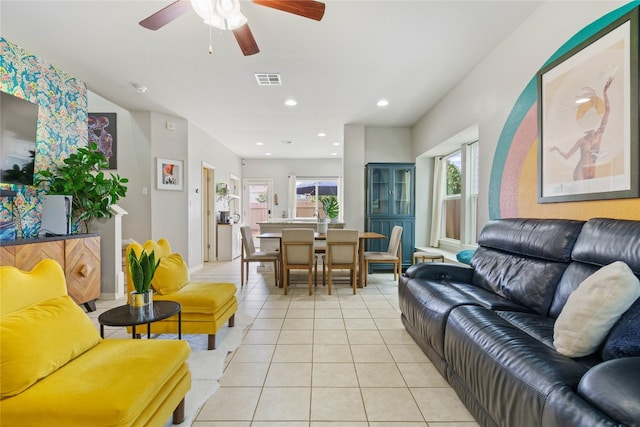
490 1 640 221
0 37 88 237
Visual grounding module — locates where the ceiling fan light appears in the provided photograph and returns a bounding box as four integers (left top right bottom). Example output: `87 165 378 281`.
216 0 240 17
191 0 214 21
223 11 248 30
205 14 226 30
191 0 247 31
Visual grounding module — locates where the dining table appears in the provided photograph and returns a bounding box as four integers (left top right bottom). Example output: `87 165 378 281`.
257 231 386 288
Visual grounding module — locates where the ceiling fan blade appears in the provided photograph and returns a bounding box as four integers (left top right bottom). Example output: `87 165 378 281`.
139 0 192 30
233 24 260 56
253 0 325 21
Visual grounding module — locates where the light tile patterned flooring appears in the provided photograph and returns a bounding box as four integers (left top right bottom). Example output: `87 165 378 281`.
90 258 479 427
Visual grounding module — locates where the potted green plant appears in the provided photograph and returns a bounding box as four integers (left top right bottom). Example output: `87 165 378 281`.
36 143 128 233
321 196 339 222
128 249 160 309
216 182 231 212
216 182 229 197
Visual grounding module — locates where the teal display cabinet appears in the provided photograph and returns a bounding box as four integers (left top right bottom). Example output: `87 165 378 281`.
365 162 415 270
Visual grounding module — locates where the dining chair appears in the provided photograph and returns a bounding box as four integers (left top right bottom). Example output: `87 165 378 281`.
240 225 280 287
314 239 326 288
364 225 403 285
325 229 359 295
282 228 316 295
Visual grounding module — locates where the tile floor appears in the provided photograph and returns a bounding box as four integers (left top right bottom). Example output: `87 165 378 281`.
90 258 479 427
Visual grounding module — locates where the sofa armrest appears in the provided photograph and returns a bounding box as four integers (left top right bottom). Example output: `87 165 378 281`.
403 263 474 282
577 357 640 425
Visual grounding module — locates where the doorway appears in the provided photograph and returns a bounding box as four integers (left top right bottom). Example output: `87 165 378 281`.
243 179 274 237
202 164 216 262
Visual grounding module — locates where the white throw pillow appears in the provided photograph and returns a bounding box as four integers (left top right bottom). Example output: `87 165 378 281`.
554 261 640 358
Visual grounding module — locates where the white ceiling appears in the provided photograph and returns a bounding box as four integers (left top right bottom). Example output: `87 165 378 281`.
0 0 543 159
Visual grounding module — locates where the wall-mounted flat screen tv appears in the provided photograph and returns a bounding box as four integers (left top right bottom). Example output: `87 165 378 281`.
0 91 39 186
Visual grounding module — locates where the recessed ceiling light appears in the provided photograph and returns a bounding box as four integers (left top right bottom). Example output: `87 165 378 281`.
265 152 272 156
256 142 264 146
317 132 326 137
132 83 147 93
331 152 338 156
332 142 341 146
284 99 297 106
377 99 389 107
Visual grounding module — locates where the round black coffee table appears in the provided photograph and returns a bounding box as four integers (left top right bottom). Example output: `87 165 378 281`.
98 300 182 340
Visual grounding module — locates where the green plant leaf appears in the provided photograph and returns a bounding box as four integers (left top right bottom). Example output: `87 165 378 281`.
320 196 339 219
37 143 128 233
128 249 160 293
128 251 145 293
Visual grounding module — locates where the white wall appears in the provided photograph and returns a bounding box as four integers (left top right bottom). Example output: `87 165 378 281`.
87 92 152 243
343 125 365 230
128 112 153 242
411 1 626 246
364 126 413 163
342 125 413 230
148 112 189 259
243 158 342 220
88 93 245 269
257 126 416 232
187 123 242 267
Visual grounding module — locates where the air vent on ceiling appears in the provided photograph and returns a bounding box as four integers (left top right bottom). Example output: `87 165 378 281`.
255 73 282 86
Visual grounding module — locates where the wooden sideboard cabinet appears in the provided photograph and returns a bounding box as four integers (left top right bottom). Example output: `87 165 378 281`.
0 234 101 311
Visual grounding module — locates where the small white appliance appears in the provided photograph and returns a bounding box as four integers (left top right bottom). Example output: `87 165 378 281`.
40 195 72 235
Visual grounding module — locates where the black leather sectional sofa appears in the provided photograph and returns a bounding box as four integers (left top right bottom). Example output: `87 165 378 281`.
399 218 640 427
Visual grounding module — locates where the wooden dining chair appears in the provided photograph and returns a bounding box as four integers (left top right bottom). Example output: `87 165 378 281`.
314 239 326 288
282 228 315 295
240 225 280 287
325 229 359 295
364 225 403 285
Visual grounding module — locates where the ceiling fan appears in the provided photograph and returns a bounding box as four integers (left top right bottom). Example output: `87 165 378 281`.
139 0 326 56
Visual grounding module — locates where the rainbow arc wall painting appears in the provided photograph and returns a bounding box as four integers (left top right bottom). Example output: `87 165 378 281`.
490 1 640 221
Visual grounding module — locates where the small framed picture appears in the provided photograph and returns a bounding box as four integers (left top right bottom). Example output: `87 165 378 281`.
157 158 183 191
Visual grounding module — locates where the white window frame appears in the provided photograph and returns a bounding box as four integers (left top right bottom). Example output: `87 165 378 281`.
437 141 478 250
290 176 341 220
465 142 479 243
441 150 462 241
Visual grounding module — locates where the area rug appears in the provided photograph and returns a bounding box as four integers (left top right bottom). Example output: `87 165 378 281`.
161 312 254 426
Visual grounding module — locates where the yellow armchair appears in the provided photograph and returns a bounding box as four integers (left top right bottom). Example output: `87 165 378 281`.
0 259 191 426
125 238 238 350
